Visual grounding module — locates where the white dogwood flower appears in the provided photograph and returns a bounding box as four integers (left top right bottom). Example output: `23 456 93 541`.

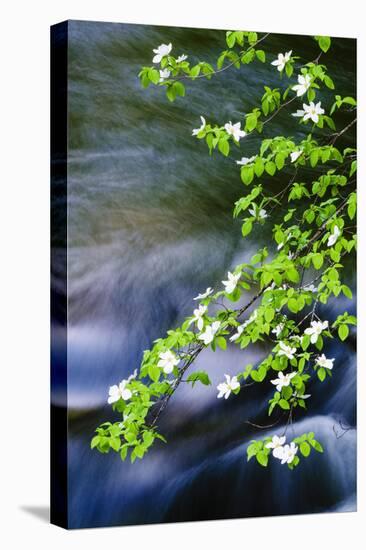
152 43 172 63
190 304 207 331
327 225 341 247
271 371 297 392
304 320 328 344
302 101 325 123
193 286 213 300
198 321 221 345
222 271 241 294
265 435 286 459
108 380 132 404
293 391 311 400
192 116 206 136
217 374 240 399
278 341 296 360
159 68 171 82
316 353 335 370
242 310 258 329
279 442 298 464
157 350 180 374
272 323 284 337
277 232 292 250
127 369 138 382
292 73 312 96
249 207 268 220
271 50 292 71
292 109 305 118
304 284 318 293
230 324 244 342
224 121 246 141
176 54 188 62
236 155 257 165
290 150 302 163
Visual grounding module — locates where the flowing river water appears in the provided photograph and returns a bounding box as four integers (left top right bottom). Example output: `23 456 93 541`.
53 20 356 528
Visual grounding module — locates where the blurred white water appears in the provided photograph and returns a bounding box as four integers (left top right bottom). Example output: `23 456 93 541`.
54 20 357 527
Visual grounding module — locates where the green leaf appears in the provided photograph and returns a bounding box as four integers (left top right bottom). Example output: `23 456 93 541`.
317 36 331 53
110 437 121 452
120 446 128 461
166 85 176 102
342 285 353 300
275 152 286 170
187 371 212 386
288 298 298 313
338 324 349 341
310 439 324 452
147 68 160 85
241 49 256 64
350 160 357 178
286 268 300 283
256 450 269 467
134 445 145 459
218 138 230 157
91 436 100 449
216 336 227 350
254 157 265 177
226 32 236 48
324 75 335 89
265 307 275 323
302 334 310 350
242 219 253 237
317 367 326 382
265 161 276 176
247 442 259 461
312 253 324 270
310 150 319 167
246 113 257 132
241 165 254 185
148 364 160 382
251 366 267 383
279 399 290 410
300 441 311 457
173 81 185 97
256 50 266 63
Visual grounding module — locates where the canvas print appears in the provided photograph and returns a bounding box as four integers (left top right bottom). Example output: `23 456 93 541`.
51 20 357 529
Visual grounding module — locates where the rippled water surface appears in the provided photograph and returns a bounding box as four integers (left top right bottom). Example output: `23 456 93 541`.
53 20 356 528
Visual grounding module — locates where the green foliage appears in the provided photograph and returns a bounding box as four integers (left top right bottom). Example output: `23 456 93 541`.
314 35 331 53
187 371 212 386
93 29 356 470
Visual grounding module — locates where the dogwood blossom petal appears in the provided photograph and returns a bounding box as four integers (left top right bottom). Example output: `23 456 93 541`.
278 341 296 360
304 320 328 343
158 350 180 374
222 271 241 294
159 69 171 82
327 225 341 247
198 321 220 345
290 150 302 162
224 121 246 141
271 50 292 71
217 374 240 399
192 116 206 136
152 43 172 63
316 354 335 370
292 74 311 96
236 155 257 165
193 287 213 300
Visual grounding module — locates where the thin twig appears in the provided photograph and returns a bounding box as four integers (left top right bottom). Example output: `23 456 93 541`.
172 33 271 81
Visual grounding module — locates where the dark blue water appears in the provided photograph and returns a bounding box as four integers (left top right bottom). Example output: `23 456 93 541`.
58 20 356 528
